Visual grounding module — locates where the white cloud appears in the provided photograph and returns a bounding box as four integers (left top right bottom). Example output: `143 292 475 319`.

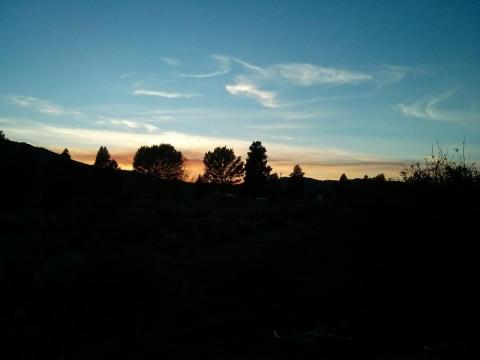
3 120 408 178
98 116 158 132
246 123 307 130
110 119 139 128
231 57 265 72
7 121 391 164
5 95 82 116
132 89 199 99
162 57 180 66
227 55 372 86
272 63 372 85
143 123 158 132
179 54 231 78
398 89 474 121
225 79 277 108
215 55 375 108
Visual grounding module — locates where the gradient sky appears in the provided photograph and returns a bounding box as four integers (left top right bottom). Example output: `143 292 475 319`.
1 0 479 179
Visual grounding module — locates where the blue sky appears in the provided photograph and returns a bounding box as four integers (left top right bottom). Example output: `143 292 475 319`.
1 0 479 179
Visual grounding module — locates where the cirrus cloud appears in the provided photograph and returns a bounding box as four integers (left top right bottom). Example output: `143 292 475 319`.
397 89 478 122
161 57 180 66
178 54 231 78
5 95 82 116
271 63 372 86
225 78 277 108
132 89 200 99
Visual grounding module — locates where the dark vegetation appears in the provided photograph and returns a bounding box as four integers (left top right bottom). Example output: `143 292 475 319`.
94 146 119 170
202 146 244 185
0 132 479 359
133 144 186 180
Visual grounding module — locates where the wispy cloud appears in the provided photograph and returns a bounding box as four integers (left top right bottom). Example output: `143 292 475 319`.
132 89 200 99
134 111 175 121
225 78 277 108
4 120 408 179
398 89 475 121
272 63 372 86
162 57 180 66
246 123 307 131
10 122 394 164
231 57 265 72
216 55 376 108
179 54 231 78
97 116 158 132
228 56 373 86
5 95 82 116
375 64 409 87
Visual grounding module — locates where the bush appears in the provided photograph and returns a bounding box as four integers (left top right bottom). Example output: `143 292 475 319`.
401 142 479 184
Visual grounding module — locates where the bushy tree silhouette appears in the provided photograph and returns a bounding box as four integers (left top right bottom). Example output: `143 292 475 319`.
401 142 479 184
61 148 71 160
133 144 185 180
245 141 272 192
203 146 244 185
339 173 348 181
0 130 5 141
290 164 305 179
372 173 386 182
94 146 119 169
288 164 305 194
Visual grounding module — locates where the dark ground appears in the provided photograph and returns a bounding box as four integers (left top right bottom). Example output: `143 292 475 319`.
1 139 478 359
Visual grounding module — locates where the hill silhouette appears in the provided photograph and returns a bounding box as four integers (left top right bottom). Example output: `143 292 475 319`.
1 138 478 359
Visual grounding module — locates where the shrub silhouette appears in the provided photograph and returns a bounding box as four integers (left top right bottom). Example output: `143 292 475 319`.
0 130 5 141
401 142 479 184
61 148 71 160
133 144 186 180
339 173 348 181
94 146 119 169
202 146 244 185
245 141 272 193
372 173 386 182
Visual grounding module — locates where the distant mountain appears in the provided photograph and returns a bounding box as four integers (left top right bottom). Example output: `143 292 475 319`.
0 138 192 207
278 176 337 195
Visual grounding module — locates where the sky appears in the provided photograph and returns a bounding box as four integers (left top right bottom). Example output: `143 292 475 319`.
1 0 479 179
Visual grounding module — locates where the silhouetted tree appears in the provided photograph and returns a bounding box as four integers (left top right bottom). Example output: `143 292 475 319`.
0 130 5 141
202 146 244 185
269 172 279 181
288 164 305 194
339 173 348 181
133 144 185 180
94 146 118 169
288 164 305 192
245 141 272 192
195 174 207 184
373 173 386 182
61 148 71 160
401 141 479 184
290 164 305 179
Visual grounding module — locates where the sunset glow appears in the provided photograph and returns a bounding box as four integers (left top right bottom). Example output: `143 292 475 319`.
1 1 479 179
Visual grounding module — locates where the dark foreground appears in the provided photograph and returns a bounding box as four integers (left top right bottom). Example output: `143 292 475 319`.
1 140 478 359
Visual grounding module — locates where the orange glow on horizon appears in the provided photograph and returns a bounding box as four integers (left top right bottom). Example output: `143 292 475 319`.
68 149 404 181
